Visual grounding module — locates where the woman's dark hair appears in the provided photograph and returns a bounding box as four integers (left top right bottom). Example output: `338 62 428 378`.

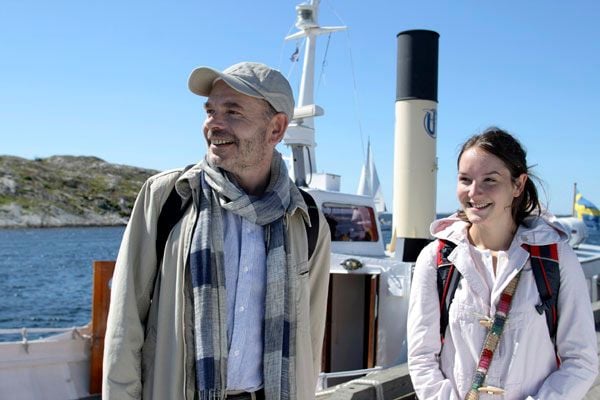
456 127 542 225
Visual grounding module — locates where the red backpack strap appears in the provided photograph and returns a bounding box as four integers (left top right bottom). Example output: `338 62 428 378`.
523 243 561 366
436 239 460 343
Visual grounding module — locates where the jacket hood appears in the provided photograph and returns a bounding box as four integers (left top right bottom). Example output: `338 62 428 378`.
430 211 569 247
517 211 570 245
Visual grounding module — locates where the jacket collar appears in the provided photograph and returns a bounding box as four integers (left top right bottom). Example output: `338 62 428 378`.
430 212 568 247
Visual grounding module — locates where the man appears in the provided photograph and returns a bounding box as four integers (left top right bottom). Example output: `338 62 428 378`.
103 62 331 399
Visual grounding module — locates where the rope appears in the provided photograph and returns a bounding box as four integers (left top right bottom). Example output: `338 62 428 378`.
316 34 332 94
322 0 367 157
0 327 82 335
0 326 89 342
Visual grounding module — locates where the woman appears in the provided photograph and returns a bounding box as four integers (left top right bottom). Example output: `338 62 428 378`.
407 127 598 399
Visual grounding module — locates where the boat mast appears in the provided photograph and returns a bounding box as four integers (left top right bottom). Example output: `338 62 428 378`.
283 0 346 187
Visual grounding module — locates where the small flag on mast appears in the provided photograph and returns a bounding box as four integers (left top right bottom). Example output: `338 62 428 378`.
290 46 300 62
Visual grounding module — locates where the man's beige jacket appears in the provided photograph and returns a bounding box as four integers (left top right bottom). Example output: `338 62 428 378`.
103 165 331 399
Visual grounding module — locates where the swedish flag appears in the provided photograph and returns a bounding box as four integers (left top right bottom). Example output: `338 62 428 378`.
575 191 600 230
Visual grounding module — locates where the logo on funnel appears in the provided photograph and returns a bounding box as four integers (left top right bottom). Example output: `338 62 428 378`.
423 109 437 138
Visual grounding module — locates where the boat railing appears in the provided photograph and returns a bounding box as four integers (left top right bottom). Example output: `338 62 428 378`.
316 363 414 399
576 244 600 263
0 326 90 355
317 366 384 392
0 326 89 341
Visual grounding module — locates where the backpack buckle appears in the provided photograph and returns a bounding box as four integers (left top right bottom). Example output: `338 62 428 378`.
535 298 552 315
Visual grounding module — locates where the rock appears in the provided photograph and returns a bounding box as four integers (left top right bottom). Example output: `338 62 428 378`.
0 155 160 228
0 176 17 195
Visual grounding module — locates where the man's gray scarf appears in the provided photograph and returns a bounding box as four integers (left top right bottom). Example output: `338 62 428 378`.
190 153 296 399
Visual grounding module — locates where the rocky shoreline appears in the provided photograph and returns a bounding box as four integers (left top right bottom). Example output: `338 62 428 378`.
0 203 129 228
0 155 158 229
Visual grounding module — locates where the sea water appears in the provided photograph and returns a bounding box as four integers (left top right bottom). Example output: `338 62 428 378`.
0 225 599 342
0 226 124 341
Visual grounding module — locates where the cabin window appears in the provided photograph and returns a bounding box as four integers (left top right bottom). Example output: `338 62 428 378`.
322 203 379 242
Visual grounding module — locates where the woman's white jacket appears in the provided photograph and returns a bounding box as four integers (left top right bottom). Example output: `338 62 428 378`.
407 214 598 399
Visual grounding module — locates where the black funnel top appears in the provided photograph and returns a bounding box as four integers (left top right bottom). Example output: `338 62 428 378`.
396 30 439 102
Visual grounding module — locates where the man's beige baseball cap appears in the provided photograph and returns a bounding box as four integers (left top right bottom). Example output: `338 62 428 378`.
188 61 295 120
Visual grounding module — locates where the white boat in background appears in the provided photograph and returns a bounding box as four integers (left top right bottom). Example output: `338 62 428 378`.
357 139 387 215
356 139 393 234
2 1 600 399
553 216 600 299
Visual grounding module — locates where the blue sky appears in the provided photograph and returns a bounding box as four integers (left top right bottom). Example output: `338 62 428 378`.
2 0 599 214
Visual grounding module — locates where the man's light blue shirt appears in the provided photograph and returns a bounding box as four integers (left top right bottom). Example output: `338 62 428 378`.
222 209 266 391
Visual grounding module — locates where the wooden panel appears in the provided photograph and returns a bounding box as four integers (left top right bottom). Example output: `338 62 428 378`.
89 260 116 394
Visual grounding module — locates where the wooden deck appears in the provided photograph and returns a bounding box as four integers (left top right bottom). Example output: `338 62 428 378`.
318 309 600 400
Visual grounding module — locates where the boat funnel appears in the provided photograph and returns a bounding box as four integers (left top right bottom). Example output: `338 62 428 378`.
392 30 439 261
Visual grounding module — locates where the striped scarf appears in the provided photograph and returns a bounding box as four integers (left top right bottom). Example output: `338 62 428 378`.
189 152 296 399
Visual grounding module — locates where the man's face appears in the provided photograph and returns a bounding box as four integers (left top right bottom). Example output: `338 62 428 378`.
203 80 275 180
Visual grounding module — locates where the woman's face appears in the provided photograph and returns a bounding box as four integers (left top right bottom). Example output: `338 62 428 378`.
457 147 527 228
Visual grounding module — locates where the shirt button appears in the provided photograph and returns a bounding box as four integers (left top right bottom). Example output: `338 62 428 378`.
244 267 249 273
239 306 245 312
234 350 240 357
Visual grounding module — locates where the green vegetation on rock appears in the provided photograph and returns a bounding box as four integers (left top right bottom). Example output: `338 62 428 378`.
0 155 159 228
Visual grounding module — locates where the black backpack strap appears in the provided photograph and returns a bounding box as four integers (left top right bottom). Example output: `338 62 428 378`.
156 186 191 267
146 171 192 308
156 167 194 267
436 239 460 342
298 188 319 260
524 243 560 363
